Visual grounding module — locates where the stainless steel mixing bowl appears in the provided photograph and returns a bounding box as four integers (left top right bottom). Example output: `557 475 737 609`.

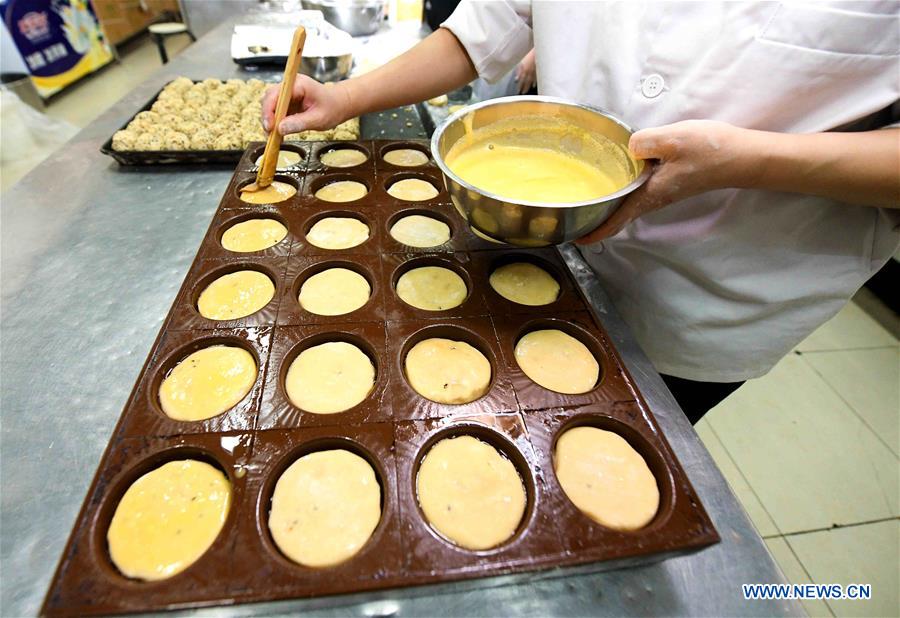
431 96 651 246
301 0 385 36
301 52 352 82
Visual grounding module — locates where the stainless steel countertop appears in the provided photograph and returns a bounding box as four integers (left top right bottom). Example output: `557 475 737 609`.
0 19 801 617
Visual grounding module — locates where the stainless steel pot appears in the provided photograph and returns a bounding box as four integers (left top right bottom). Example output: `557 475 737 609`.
431 96 651 246
301 0 384 36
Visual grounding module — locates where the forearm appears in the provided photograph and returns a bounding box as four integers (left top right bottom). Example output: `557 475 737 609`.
337 28 476 120
746 128 900 208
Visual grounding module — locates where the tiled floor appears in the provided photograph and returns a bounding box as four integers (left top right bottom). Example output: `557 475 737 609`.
699 301 900 617
3 29 899 618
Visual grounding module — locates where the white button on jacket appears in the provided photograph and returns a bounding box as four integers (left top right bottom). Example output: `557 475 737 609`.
443 0 900 381
641 74 665 98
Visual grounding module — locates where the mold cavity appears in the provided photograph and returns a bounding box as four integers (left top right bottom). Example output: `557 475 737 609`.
488 255 560 306
237 175 299 204
386 175 439 201
306 212 371 250
253 145 305 169
514 323 601 394
102 450 232 581
281 333 376 415
311 175 370 203
393 258 469 312
414 426 533 551
261 438 387 569
319 145 369 168
382 145 430 167
298 266 371 316
157 341 258 422
388 210 451 248
220 216 288 253
552 416 670 532
195 269 275 320
403 325 493 404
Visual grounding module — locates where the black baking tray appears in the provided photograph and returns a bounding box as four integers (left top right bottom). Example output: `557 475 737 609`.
100 84 247 166
100 83 429 167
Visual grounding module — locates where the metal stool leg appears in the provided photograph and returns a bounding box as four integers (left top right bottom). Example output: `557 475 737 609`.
187 29 196 42
152 32 168 64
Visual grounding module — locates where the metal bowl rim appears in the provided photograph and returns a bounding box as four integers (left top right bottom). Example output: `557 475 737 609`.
430 95 652 209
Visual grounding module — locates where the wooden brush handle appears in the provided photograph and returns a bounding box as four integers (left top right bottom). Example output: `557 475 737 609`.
257 26 306 187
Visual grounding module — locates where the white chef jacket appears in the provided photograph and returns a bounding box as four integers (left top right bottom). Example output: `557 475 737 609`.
443 0 900 382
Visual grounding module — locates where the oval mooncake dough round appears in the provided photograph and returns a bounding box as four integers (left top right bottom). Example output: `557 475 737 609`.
306 217 370 250
389 215 450 248
514 329 599 394
284 341 374 413
269 450 381 567
315 180 368 202
320 148 368 167
405 338 491 404
417 436 526 550
196 270 275 320
298 268 370 316
395 266 467 311
489 262 560 306
239 180 297 204
108 460 232 580
159 345 257 421
220 218 288 252
554 426 659 530
387 178 439 201
255 150 302 168
383 148 429 167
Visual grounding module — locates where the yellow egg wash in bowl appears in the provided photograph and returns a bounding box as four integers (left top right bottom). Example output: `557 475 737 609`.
443 116 632 204
432 96 649 245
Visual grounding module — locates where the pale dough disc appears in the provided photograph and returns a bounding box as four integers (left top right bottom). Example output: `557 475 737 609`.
108 460 231 580
383 148 429 167
307 217 370 250
285 341 375 413
221 218 288 252
196 270 275 320
395 266 467 311
405 338 491 404
315 180 368 202
389 215 450 248
417 436 526 550
240 180 297 204
255 150 302 168
298 268 370 316
269 450 381 567
489 262 560 306
554 426 659 530
320 148 368 167
159 345 257 421
387 178 439 201
514 329 599 394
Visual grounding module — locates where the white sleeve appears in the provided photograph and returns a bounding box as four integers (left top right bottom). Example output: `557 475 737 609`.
441 0 533 84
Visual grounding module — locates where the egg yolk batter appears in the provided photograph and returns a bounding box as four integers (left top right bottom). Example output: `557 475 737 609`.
445 144 622 203
239 180 297 204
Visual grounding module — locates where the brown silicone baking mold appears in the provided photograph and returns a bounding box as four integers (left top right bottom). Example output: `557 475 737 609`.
43 140 718 616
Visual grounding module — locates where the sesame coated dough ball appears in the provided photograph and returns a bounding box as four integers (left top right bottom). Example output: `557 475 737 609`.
177 120 203 135
201 78 221 90
112 130 138 151
156 88 182 101
170 76 194 91
213 131 242 150
151 98 182 114
164 131 191 150
159 113 181 127
190 128 216 150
